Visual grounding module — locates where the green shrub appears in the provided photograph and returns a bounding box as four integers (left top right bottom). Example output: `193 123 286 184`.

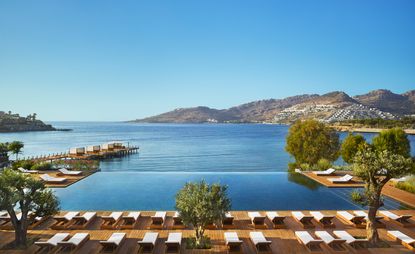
316 158 332 170
395 179 415 194
287 162 298 172
350 190 367 206
31 162 53 171
12 160 35 170
185 236 212 249
299 163 311 171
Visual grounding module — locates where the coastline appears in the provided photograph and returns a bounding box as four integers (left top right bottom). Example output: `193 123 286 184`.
331 126 415 135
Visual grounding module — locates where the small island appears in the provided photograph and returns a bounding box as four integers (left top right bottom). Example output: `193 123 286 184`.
0 111 60 133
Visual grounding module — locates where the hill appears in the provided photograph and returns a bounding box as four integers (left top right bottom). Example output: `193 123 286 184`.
354 89 415 115
132 89 415 124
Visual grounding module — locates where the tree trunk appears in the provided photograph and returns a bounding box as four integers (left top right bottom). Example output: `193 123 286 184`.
367 202 380 246
14 221 27 247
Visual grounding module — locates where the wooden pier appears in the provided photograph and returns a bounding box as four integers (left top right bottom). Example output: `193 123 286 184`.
20 145 139 162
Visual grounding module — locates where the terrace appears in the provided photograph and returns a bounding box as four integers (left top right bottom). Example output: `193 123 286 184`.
1 210 414 253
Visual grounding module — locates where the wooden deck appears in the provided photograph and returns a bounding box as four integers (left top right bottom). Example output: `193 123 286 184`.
302 172 415 208
302 171 365 188
382 183 415 209
1 210 415 253
31 169 99 188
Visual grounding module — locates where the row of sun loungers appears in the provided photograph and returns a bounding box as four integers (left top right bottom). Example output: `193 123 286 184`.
33 229 415 254
50 212 97 229
296 230 369 252
0 211 47 229
11 209 412 231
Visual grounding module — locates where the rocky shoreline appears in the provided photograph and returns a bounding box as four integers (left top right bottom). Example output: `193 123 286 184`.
0 111 66 133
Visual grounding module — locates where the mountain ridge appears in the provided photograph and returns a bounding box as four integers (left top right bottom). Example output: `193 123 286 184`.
132 89 415 124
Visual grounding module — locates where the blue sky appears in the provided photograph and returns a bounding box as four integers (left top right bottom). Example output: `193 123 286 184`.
0 0 414 121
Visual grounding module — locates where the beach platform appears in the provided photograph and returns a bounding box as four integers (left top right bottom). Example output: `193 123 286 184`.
302 171 364 188
1 210 415 253
34 169 99 188
301 172 415 208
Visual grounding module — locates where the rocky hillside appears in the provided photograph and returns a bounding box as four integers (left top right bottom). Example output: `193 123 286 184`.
354 89 415 115
0 111 56 132
132 89 415 124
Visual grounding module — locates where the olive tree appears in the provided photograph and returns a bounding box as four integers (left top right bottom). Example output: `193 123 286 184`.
286 119 340 167
353 146 413 246
372 128 410 158
341 133 367 164
175 180 231 248
0 169 59 247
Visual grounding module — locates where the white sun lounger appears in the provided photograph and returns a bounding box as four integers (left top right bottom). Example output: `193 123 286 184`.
40 174 67 183
58 168 82 176
337 211 365 227
18 167 38 174
266 211 286 228
328 174 353 183
249 232 271 253
224 232 243 251
248 212 266 226
52 211 79 229
292 211 314 228
380 211 413 227
223 212 234 226
387 230 415 251
172 211 184 227
70 212 96 229
35 233 70 252
138 232 159 252
313 168 335 176
295 231 323 252
57 233 89 252
120 211 140 229
100 232 126 252
310 211 335 227
315 231 346 249
101 211 123 229
165 232 182 253
151 211 166 226
333 230 368 248
353 210 384 224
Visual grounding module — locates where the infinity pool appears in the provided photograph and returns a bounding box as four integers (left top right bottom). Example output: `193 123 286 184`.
53 172 411 211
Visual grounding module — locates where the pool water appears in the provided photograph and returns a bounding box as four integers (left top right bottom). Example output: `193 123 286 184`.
53 172 411 211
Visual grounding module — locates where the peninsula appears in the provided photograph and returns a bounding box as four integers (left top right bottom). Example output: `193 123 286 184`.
0 111 57 133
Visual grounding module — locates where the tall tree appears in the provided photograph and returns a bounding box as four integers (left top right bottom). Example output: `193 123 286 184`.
8 141 24 161
0 169 59 247
353 146 413 246
286 119 340 166
175 180 231 248
372 128 410 158
341 133 367 164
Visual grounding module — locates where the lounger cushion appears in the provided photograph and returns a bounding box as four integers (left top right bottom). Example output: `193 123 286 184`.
388 231 415 244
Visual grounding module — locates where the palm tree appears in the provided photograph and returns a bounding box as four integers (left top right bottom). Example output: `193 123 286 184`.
8 141 24 161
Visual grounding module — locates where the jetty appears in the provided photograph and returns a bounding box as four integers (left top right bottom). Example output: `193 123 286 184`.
21 141 139 162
